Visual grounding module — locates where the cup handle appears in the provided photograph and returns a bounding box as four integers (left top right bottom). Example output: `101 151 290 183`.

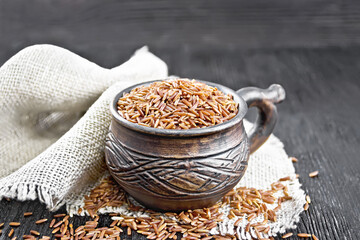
236 84 286 154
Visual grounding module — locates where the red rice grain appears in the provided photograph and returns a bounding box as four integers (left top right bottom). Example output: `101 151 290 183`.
30 230 40 236
35 218 48 224
298 233 312 237
282 232 293 238
8 228 14 237
312 234 319 240
309 171 319 178
24 212 33 217
9 222 20 227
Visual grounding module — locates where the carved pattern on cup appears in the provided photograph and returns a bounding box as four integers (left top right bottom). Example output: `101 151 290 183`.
105 131 249 198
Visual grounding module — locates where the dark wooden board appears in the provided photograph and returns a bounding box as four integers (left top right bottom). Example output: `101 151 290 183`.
0 1 359 239
1 0 360 67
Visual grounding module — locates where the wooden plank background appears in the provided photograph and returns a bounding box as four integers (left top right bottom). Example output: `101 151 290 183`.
1 0 360 66
0 1 359 239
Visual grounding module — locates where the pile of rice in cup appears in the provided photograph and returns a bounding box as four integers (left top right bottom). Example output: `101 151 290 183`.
117 78 238 129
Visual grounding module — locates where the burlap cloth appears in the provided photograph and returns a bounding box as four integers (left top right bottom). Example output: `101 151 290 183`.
0 45 305 239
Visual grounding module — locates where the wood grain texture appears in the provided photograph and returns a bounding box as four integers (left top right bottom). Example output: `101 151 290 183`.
0 1 359 239
1 0 360 67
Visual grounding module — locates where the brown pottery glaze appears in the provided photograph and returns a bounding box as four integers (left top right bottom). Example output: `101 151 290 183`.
105 79 285 212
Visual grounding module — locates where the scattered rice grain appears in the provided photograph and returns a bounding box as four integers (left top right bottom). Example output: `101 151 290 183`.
49 219 55 228
309 171 319 178
9 222 20 227
312 234 319 240
306 195 311 204
298 233 312 237
279 176 291 181
8 228 14 237
282 232 293 238
35 219 48 224
30 230 40 236
304 202 309 211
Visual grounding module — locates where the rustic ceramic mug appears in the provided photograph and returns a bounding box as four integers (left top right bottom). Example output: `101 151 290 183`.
105 79 285 212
